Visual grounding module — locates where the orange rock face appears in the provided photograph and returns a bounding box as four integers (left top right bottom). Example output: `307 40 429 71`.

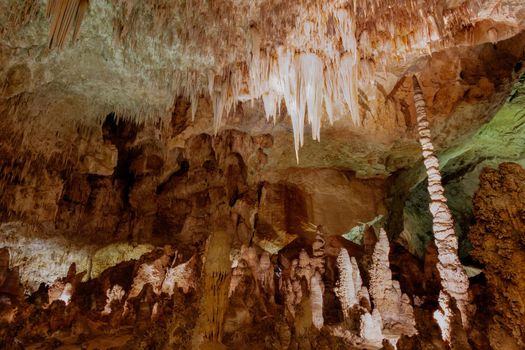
469 163 525 349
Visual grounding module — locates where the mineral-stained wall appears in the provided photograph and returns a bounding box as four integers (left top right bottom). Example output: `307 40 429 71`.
0 102 386 271
0 1 525 349
469 162 525 349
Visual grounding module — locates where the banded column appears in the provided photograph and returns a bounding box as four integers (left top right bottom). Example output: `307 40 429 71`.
412 76 470 330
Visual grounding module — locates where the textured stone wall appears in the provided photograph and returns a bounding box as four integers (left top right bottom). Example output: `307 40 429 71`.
469 162 525 349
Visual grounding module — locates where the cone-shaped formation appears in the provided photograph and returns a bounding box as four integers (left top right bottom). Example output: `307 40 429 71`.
335 248 384 345
369 228 417 335
229 245 274 298
412 76 470 333
279 228 327 330
335 249 361 314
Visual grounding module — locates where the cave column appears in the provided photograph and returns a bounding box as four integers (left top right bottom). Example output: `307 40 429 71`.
412 76 470 331
191 206 232 349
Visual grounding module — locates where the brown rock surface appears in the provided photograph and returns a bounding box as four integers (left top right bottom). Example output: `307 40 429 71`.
469 162 525 349
0 1 525 349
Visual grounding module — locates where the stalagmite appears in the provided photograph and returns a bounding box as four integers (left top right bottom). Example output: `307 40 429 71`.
102 284 125 316
310 272 324 330
335 247 386 345
161 254 198 296
412 76 471 333
311 227 326 274
127 251 172 299
360 311 383 344
369 228 417 335
279 235 328 330
335 248 360 315
433 291 452 343
4 0 525 348
58 282 73 305
229 246 275 298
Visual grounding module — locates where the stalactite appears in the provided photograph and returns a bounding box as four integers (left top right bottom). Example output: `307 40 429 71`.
46 0 89 49
412 76 471 334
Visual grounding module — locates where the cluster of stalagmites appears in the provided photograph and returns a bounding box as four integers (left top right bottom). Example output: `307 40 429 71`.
0 244 200 348
0 223 427 348
226 227 419 348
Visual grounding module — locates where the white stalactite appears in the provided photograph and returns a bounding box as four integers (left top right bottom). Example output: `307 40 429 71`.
196 6 362 162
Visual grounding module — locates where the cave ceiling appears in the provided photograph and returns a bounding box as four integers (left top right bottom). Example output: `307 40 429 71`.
2 3 525 348
1 0 524 176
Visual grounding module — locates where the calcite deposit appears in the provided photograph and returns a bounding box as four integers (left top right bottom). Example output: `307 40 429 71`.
1 0 525 349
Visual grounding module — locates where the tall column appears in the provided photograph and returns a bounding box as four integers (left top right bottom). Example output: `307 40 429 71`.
412 76 470 330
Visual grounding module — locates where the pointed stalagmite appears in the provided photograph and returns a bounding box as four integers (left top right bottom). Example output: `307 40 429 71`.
369 228 417 335
412 76 470 331
335 248 360 316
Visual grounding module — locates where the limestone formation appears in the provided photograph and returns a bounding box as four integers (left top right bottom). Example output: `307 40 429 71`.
192 229 232 348
335 248 360 314
127 249 172 299
360 311 383 344
369 228 417 335
413 76 471 332
335 247 385 345
102 285 125 316
310 272 324 330
46 0 89 49
0 1 525 349
161 254 198 296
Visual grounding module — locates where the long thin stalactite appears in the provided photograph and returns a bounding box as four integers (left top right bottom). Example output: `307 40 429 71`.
46 0 89 49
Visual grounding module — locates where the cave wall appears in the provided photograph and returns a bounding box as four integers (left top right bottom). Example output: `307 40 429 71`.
0 100 386 290
469 163 525 349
